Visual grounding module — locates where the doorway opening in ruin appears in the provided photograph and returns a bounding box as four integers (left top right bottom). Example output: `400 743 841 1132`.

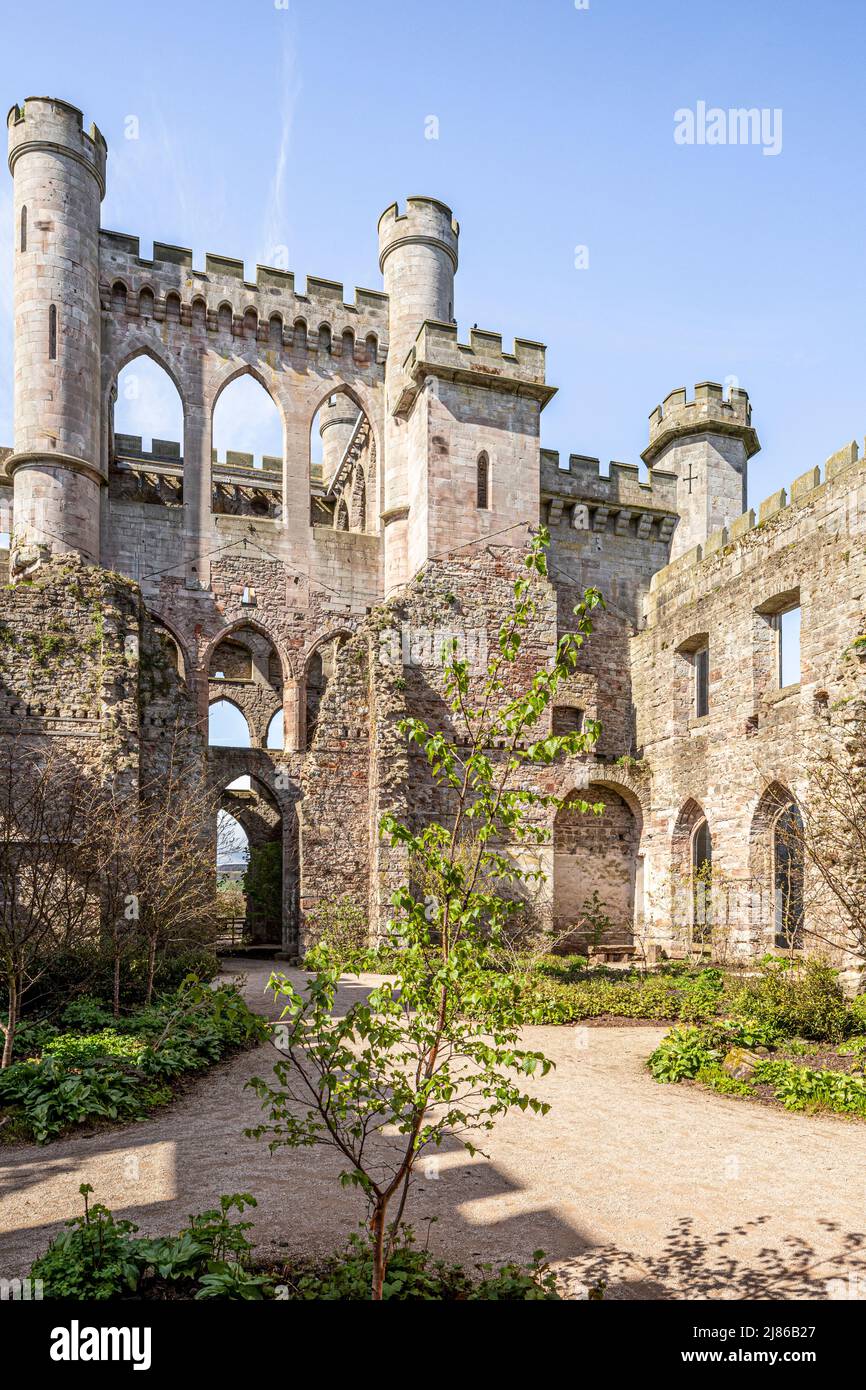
553 783 641 947
208 699 252 748
211 372 284 519
217 775 288 946
309 388 374 530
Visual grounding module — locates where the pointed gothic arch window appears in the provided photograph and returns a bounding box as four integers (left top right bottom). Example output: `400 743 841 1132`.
773 801 805 949
477 452 490 510
692 818 712 942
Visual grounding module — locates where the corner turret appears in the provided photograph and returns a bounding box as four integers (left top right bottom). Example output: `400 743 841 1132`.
642 382 760 561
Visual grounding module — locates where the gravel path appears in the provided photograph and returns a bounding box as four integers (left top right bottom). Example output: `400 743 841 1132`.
1 958 864 1299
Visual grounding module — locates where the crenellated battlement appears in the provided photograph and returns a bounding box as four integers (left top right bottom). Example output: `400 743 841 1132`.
394 319 554 415
99 229 389 359
541 448 678 511
647 435 865 602
643 381 759 466
377 197 459 272
7 96 107 194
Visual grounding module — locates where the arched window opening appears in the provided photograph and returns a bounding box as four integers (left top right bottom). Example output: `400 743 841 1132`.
243 308 258 340
48 304 57 360
773 802 805 950
20 204 26 252
165 291 181 322
212 374 283 515
318 323 332 355
111 281 128 313
152 625 185 680
139 287 155 319
209 638 253 683
476 452 490 510
217 809 249 886
191 297 207 331
692 819 713 942
341 329 355 363
365 333 378 366
113 354 184 460
293 318 307 353
269 314 283 349
218 302 233 335
208 700 252 748
266 710 285 750
309 389 370 526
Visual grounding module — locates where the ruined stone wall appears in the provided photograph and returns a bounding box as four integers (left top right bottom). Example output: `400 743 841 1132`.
632 448 866 957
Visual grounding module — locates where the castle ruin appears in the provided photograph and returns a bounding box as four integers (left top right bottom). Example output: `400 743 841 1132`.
2 95 864 961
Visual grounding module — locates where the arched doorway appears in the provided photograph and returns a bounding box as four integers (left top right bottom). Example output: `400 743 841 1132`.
553 783 641 944
218 775 284 945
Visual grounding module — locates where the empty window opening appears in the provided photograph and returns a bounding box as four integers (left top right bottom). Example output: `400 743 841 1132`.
20 205 27 252
208 700 252 748
779 606 801 687
266 710 285 750
773 801 805 950
692 819 713 941
114 354 184 455
48 304 57 359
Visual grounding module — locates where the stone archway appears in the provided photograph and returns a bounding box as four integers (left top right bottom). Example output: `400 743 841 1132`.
553 782 641 944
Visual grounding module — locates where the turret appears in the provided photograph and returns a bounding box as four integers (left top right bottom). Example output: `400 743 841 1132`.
318 393 361 482
6 97 107 570
642 382 760 561
377 198 459 590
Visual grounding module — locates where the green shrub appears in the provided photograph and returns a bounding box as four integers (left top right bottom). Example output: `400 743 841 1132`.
280 1228 564 1301
647 1026 719 1082
729 959 850 1042
754 1058 866 1116
0 984 267 1142
533 954 589 984
31 1187 271 1301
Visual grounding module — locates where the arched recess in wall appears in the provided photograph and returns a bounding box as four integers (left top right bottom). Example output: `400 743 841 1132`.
553 781 642 945
476 451 490 510
303 632 351 750
671 799 713 947
208 699 252 749
309 386 372 530
149 619 186 680
211 369 284 521
112 352 185 510
750 783 805 951
208 623 285 750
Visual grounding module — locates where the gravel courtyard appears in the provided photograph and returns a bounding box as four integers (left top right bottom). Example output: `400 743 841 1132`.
1 958 864 1300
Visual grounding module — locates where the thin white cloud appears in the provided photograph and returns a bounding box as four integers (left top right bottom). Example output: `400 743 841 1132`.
261 33 301 270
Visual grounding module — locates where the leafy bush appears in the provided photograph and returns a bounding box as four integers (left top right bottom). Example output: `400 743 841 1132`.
275 1227 565 1301
647 1026 719 1082
303 895 368 968
753 1057 866 1115
533 954 589 984
0 983 267 1142
729 959 850 1042
31 1187 271 1300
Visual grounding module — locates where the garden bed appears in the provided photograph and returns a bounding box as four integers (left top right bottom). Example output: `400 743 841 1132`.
0 978 269 1144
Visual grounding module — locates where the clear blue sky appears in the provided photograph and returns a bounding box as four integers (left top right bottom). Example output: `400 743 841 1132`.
2 0 865 506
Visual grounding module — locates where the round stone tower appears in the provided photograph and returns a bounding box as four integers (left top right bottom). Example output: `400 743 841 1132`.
6 97 107 570
642 382 760 562
377 198 459 591
318 392 361 481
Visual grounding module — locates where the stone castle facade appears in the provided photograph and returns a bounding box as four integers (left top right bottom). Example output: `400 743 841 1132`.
2 95 864 960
